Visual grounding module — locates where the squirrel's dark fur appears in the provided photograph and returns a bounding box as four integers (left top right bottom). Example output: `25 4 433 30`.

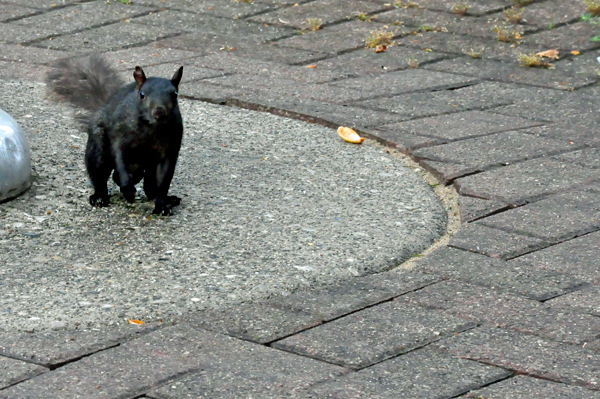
47 55 184 215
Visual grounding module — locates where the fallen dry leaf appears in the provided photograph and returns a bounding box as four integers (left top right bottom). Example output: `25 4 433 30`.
535 49 559 59
304 64 317 68
337 126 365 144
128 319 144 325
374 45 387 53
571 50 580 55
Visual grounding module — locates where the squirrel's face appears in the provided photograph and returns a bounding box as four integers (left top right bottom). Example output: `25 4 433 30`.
137 78 179 125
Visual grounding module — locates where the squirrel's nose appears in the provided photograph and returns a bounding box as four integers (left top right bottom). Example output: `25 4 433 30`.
153 107 167 119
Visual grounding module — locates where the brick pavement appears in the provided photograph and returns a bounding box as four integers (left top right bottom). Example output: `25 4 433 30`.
1 0 600 397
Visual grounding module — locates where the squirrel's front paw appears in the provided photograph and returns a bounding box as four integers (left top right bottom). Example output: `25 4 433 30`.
89 194 110 207
121 185 137 203
152 198 175 216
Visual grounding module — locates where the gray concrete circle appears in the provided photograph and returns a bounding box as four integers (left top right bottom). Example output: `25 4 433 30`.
0 108 31 202
0 80 446 332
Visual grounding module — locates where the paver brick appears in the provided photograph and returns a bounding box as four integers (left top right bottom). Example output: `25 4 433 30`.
0 356 46 390
312 46 449 77
459 196 509 223
546 286 600 317
424 57 596 90
413 130 576 173
183 302 322 344
0 23 56 44
396 32 536 62
372 110 540 143
33 22 181 52
331 68 479 98
414 246 585 301
433 327 600 390
227 96 407 129
304 347 511 398
455 158 600 205
133 0 275 19
272 300 474 369
270 270 437 321
466 375 600 398
478 188 600 241
0 325 348 399
13 2 153 35
351 82 514 119
0 324 159 367
248 0 389 29
277 21 410 54
510 231 600 282
0 3 40 23
523 22 600 52
448 223 545 259
391 0 510 15
403 280 600 344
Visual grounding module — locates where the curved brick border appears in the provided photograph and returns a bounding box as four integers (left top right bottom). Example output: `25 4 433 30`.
1 0 600 397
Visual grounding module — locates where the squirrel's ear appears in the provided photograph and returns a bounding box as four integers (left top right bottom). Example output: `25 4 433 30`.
171 66 183 88
134 66 147 89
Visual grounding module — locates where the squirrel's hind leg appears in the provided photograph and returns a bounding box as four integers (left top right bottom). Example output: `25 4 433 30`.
85 132 112 207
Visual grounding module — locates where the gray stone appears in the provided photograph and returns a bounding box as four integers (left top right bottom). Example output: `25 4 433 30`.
0 325 348 399
204 74 365 103
272 300 474 369
413 130 576 172
312 45 449 77
546 286 600 317
510 231 600 282
133 0 275 19
0 44 70 65
0 3 40 23
396 31 536 62
0 356 46 389
0 324 159 367
248 0 388 29
100 46 202 71
455 158 600 205
414 246 585 301
183 302 322 344
523 22 600 52
490 92 600 123
555 148 600 170
424 57 596 90
0 23 56 44
13 2 153 35
190 52 347 83
419 160 477 185
433 327 600 390
277 21 410 54
466 376 600 399
449 223 545 259
519 124 600 148
34 22 181 52
459 196 509 223
398 0 510 15
375 110 540 143
478 189 600 241
331 68 479 99
351 82 514 119
182 80 255 103
366 127 441 153
304 347 511 398
403 281 600 344
270 271 438 321
227 96 407 129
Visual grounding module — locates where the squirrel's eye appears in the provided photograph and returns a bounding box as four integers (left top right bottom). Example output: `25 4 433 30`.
139 90 145 99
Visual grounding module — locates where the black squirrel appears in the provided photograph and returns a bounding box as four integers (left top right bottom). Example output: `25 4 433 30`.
46 55 184 215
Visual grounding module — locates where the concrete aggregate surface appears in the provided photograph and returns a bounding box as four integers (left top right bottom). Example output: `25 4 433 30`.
0 80 445 332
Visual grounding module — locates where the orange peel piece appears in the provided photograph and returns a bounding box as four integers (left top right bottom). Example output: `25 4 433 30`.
337 126 365 144
127 319 144 325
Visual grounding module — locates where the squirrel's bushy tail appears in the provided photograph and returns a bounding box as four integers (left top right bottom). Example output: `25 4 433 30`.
46 54 125 122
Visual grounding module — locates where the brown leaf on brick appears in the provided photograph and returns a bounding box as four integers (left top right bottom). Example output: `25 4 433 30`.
535 49 559 59
374 45 387 53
